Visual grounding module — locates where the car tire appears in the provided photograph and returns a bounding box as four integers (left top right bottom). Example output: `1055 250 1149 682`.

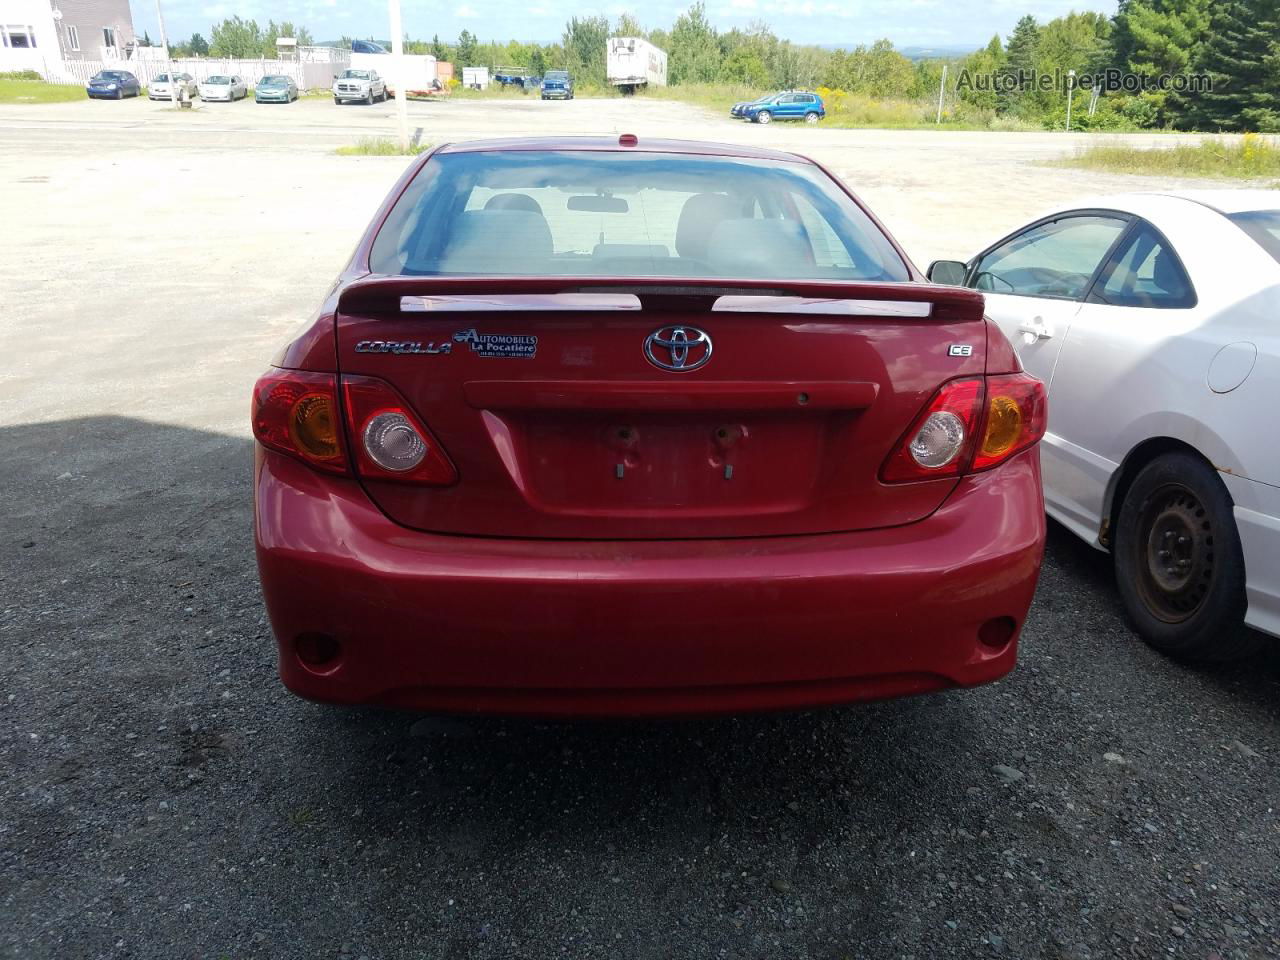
334 96 340 104
756 110 771 124
1113 451 1261 662
804 111 819 123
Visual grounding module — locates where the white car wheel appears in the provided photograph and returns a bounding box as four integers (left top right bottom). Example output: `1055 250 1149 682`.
756 110 771 124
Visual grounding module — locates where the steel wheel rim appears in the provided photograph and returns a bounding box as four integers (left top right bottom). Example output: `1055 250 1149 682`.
1135 482 1215 623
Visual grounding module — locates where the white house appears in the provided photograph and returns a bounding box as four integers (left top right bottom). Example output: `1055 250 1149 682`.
1 0 137 78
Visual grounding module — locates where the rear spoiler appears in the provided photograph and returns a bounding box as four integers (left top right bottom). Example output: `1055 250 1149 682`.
337 276 986 324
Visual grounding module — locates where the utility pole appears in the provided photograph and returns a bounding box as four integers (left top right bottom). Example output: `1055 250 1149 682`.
935 63 947 124
388 0 409 151
153 0 177 106
1065 69 1076 132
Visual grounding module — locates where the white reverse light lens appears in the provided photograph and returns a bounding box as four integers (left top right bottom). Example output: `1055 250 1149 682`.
363 412 427 472
909 410 966 469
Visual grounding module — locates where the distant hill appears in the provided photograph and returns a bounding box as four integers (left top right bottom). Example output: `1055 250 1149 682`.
898 45 979 61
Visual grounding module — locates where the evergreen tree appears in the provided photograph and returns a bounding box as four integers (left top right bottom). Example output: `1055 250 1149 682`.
1116 0 1210 77
431 33 446 60
188 32 208 56
1000 15 1040 115
957 34 1005 112
456 29 477 66
1184 0 1280 130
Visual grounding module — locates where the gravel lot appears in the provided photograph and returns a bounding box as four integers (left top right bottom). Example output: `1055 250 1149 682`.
1 95 1277 960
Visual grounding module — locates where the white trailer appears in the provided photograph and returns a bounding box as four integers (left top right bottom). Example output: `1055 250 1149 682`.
350 50 437 95
607 37 667 91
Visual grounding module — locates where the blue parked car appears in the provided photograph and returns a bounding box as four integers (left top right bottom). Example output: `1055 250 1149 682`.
742 91 825 124
86 70 142 100
730 94 772 118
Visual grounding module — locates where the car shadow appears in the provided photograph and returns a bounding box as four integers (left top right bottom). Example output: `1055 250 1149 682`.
5 414 1279 958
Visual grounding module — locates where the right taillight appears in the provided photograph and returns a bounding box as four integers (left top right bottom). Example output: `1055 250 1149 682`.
341 375 457 486
882 373 1045 483
971 372 1046 472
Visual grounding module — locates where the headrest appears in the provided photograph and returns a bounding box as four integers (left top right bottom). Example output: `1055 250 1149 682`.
440 210 554 273
676 193 742 262
706 218 813 276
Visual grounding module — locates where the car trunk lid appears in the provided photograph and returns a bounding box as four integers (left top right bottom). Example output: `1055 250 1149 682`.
334 276 987 540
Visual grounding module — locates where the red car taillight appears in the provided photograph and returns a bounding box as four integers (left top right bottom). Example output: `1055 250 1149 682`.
341 375 457 486
972 372 1047 471
881 373 1046 484
252 370 348 474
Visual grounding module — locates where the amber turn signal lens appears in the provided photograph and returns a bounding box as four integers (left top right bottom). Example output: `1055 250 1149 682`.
980 394 1023 459
288 393 340 460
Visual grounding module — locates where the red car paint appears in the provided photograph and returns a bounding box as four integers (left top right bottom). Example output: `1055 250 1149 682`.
253 137 1046 717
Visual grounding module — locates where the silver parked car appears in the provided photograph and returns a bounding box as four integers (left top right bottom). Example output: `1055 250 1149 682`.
255 75 299 103
199 75 248 102
148 72 197 101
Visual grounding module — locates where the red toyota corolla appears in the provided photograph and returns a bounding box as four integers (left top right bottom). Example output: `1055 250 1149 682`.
253 136 1046 717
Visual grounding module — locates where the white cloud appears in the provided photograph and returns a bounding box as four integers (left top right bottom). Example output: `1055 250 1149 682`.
456 4 477 17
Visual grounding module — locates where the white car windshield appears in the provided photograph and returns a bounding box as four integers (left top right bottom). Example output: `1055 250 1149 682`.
207 76 230 84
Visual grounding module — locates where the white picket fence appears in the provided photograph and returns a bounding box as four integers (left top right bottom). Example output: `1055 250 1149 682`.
48 57 344 92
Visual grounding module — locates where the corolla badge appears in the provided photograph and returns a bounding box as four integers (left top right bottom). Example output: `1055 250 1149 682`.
644 326 713 372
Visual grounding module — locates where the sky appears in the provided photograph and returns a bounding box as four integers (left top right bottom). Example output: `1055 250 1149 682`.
129 0 1119 52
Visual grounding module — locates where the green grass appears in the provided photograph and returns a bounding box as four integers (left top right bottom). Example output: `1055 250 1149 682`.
637 83 1043 131
1058 134 1280 182
0 78 87 104
335 136 432 156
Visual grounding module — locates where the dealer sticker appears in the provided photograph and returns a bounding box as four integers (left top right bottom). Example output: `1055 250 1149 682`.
454 328 538 359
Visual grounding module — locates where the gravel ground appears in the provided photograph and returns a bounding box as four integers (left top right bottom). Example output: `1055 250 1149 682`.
1 96 1277 960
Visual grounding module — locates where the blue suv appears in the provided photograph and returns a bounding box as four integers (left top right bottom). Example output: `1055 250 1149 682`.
742 91 825 124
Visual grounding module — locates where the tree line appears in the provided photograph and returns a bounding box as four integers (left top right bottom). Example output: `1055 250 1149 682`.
179 0 1277 131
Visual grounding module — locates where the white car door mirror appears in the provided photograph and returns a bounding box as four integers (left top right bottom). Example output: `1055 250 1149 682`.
927 260 967 286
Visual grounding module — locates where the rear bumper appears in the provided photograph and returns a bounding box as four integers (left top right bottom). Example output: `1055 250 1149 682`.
256 448 1045 716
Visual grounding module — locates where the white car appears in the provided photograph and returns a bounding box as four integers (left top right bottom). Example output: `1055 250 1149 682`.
199 75 247 102
332 69 387 104
148 72 197 101
929 191 1280 662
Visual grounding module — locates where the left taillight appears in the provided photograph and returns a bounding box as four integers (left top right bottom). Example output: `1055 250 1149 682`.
251 370 348 474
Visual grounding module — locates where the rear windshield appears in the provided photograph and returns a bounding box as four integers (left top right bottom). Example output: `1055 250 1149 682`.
369 149 910 282
1228 210 1280 264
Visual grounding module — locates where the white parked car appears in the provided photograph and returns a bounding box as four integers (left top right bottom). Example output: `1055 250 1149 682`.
148 72 197 101
929 191 1280 662
332 69 387 104
199 75 247 102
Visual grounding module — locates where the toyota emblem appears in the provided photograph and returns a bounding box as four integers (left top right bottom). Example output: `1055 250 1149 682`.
644 326 713 372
